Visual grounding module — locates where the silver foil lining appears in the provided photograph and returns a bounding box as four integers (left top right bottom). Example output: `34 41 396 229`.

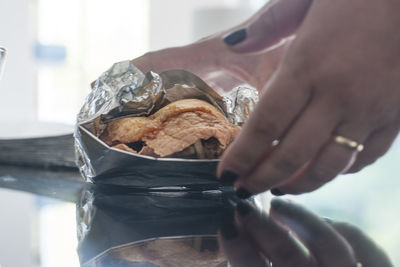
74 60 258 183
77 61 145 125
223 86 259 126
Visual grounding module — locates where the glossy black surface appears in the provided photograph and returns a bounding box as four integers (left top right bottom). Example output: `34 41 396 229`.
2 135 399 266
77 185 236 266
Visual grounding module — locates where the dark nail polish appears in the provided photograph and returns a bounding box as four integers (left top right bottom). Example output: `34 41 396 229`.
219 213 238 240
236 187 252 199
271 198 286 210
236 200 253 217
220 170 238 186
271 188 285 196
223 28 247 46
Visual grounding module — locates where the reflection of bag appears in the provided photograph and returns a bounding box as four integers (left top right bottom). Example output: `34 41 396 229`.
86 237 226 267
77 185 235 267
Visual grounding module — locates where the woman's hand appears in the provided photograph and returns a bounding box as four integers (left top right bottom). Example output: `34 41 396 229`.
132 36 285 94
219 199 393 267
131 5 294 94
218 0 400 196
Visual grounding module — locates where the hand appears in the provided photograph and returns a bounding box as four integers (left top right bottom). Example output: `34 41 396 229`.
218 0 400 195
131 11 289 94
219 199 394 267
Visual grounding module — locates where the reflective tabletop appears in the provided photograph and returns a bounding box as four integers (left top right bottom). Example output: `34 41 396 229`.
1 134 400 267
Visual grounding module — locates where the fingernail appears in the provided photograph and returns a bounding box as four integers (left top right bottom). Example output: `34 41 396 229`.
223 28 247 46
236 187 252 199
271 188 285 196
236 200 253 217
271 198 286 210
219 213 238 240
220 170 238 186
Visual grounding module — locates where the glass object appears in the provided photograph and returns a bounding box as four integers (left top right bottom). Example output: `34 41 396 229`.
0 47 7 80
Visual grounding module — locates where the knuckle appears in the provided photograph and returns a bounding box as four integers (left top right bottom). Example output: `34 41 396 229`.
308 164 338 183
249 115 279 139
333 221 364 239
272 154 300 174
284 44 315 81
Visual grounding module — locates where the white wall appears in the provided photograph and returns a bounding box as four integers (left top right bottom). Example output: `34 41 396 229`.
0 0 37 122
148 0 255 50
0 1 37 266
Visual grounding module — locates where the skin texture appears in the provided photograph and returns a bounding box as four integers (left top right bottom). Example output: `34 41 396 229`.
218 0 400 195
132 11 286 94
130 0 400 195
219 199 394 267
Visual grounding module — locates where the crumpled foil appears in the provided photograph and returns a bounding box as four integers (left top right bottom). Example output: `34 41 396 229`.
223 86 259 126
74 60 258 184
77 61 146 125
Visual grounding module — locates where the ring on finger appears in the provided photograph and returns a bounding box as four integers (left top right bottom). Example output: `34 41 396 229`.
333 135 364 152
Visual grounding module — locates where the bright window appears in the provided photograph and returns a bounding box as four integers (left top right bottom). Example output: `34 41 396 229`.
36 0 150 124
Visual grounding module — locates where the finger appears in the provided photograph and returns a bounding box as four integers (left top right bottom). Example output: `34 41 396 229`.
270 198 358 267
273 123 370 195
220 39 289 90
223 0 312 52
218 67 311 185
202 70 248 94
218 210 267 267
236 98 341 194
218 233 268 267
235 200 312 267
131 39 217 75
274 142 356 194
346 124 400 173
329 221 394 267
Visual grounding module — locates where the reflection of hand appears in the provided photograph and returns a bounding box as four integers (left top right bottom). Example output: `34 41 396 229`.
219 199 393 267
218 0 400 196
132 21 287 94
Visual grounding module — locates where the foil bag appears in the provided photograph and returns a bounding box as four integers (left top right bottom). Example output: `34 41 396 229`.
74 61 258 187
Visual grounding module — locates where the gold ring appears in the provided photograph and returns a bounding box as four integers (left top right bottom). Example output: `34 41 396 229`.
333 135 364 152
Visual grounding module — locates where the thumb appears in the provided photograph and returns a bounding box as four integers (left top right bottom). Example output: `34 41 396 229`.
223 0 312 53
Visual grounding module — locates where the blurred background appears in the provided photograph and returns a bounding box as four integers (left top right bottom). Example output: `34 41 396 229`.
0 0 399 266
